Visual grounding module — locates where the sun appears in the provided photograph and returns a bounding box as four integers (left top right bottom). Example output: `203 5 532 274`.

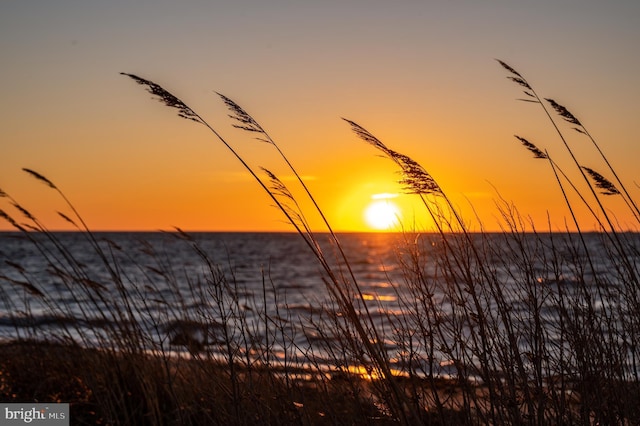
364 200 401 230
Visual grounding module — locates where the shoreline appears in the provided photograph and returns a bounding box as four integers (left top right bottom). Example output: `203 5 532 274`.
0 339 476 425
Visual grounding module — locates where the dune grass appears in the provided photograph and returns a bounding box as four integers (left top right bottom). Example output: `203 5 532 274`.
1 60 639 424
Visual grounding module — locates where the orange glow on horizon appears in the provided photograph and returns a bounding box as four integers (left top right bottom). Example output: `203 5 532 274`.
2 143 638 234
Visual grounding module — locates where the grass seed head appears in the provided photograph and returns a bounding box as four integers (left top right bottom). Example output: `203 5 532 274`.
582 166 620 195
121 73 204 125
22 168 57 189
545 98 582 126
515 136 548 159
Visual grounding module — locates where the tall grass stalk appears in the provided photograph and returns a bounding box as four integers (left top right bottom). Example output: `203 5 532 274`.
497 61 638 280
215 93 415 422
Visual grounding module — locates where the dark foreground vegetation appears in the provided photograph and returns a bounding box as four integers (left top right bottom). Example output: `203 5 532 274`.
1 340 476 425
1 61 640 424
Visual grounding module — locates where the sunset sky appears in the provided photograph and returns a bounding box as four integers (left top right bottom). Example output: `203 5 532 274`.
1 1 639 232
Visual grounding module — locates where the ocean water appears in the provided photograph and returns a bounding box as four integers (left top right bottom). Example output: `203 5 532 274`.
0 233 407 354
1 231 639 377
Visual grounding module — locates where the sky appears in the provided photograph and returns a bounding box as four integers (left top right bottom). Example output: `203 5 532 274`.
1 0 639 232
